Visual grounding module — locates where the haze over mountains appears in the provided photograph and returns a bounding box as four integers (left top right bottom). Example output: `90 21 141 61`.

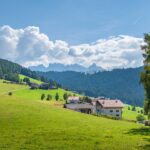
30 63 104 73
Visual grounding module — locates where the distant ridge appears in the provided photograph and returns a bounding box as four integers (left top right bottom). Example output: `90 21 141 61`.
29 63 104 73
0 58 60 86
38 67 144 106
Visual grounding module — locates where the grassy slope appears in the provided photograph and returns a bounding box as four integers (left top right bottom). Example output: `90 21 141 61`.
14 88 73 101
0 80 150 150
19 74 43 84
0 80 28 94
123 105 147 121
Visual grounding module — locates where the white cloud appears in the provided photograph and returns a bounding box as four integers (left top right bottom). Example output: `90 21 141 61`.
0 25 144 70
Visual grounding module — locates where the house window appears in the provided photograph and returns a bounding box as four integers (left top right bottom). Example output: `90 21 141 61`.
116 114 119 117
110 110 113 112
116 110 119 112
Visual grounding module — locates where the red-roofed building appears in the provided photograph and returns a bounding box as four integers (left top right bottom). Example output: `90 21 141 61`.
93 99 124 119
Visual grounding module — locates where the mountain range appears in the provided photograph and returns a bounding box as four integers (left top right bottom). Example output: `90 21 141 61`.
29 63 104 73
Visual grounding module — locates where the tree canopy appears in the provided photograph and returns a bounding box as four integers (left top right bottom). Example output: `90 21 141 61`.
141 33 150 119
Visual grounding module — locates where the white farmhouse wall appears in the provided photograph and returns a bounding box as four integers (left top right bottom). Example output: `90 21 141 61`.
96 107 122 118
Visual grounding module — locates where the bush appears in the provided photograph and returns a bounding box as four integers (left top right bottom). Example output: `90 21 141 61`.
132 106 136 111
46 94 52 101
140 109 144 114
8 92 12 96
23 77 30 84
55 93 59 101
136 114 145 122
63 93 68 101
79 96 92 103
128 106 130 110
41 94 45 100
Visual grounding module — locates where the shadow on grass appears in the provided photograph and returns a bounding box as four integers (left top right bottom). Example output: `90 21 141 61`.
127 127 150 136
127 127 150 150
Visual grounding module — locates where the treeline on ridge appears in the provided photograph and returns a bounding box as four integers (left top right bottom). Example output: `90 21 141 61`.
0 58 60 87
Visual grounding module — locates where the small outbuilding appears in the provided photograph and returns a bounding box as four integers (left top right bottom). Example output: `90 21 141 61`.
30 83 39 89
67 96 80 104
64 103 93 114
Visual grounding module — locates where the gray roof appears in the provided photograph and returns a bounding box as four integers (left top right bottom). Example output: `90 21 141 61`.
65 103 93 109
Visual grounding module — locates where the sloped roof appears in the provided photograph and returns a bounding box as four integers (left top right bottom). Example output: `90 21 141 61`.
97 99 124 108
65 103 93 109
68 96 80 101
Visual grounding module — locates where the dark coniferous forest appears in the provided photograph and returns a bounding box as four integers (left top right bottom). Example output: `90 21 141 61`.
38 67 144 106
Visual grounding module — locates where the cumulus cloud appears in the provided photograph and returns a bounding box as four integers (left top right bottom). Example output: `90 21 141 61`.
0 25 144 70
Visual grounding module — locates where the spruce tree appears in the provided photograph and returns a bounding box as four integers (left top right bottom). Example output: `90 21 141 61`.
141 33 150 119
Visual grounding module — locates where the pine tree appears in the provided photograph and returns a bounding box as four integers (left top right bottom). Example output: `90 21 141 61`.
141 33 150 119
41 94 45 100
63 93 68 101
46 94 52 101
0 67 3 79
55 93 59 101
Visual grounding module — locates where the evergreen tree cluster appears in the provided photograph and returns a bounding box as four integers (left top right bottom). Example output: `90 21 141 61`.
0 59 60 87
38 67 144 106
140 33 150 119
0 58 39 82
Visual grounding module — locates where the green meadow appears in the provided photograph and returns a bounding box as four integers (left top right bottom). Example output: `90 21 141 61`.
19 74 43 84
123 105 148 121
0 80 150 150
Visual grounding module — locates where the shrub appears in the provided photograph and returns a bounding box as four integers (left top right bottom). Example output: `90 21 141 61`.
128 106 130 110
46 94 52 101
8 92 12 96
63 93 68 101
41 94 45 100
23 77 30 84
55 93 59 101
136 114 145 122
79 96 92 103
140 109 144 114
132 106 136 111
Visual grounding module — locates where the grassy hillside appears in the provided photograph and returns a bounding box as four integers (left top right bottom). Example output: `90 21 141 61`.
0 80 146 120
19 74 43 84
0 79 76 101
0 80 28 94
0 80 149 149
123 105 147 121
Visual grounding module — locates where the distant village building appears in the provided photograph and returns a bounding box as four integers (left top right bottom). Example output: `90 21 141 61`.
30 83 39 89
64 103 93 114
67 96 80 104
39 83 50 89
49 85 58 89
29 83 58 90
94 99 124 119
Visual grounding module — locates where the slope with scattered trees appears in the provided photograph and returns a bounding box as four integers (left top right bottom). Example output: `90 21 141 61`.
38 67 144 106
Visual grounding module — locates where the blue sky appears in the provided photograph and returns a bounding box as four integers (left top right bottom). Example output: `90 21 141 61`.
0 0 149 44
0 0 148 69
